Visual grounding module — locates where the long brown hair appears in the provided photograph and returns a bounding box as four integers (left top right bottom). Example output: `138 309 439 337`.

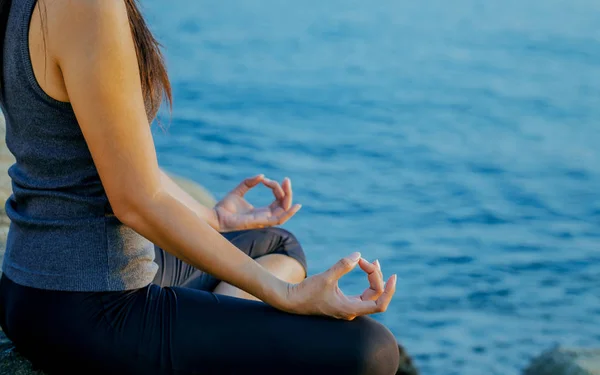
0 0 172 115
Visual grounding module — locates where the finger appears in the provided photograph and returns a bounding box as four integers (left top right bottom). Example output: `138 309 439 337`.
352 274 397 316
374 259 381 271
232 174 264 197
371 259 384 282
372 259 384 288
370 259 384 286
271 203 302 226
281 177 293 210
252 204 301 228
363 274 385 301
358 258 384 286
262 178 285 202
358 258 377 274
359 259 384 301
326 252 361 281
374 274 397 313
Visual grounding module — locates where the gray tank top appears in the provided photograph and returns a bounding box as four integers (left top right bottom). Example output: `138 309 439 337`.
0 0 158 291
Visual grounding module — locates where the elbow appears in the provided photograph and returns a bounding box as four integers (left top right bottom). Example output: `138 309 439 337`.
102 172 166 229
111 197 142 229
113 203 141 229
110 191 154 229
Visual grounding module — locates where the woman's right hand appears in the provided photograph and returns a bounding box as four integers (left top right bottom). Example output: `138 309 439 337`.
283 252 397 320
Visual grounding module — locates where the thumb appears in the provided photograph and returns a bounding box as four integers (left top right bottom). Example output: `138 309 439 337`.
326 252 361 281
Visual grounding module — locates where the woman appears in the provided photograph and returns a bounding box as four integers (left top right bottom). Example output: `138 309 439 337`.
0 0 400 374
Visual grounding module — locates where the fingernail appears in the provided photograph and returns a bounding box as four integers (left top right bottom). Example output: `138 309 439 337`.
374 259 381 269
348 252 361 262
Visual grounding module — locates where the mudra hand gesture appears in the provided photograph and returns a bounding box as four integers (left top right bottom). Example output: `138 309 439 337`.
214 174 301 232
214 175 397 319
285 252 397 319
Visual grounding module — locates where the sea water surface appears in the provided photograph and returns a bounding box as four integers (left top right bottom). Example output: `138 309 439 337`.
145 1 600 373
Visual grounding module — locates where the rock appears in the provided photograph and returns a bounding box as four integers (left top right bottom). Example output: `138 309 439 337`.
397 343 419 375
524 347 600 375
0 113 13 274
0 331 44 375
166 173 216 209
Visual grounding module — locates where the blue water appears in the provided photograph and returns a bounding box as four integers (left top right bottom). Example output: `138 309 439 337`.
145 1 600 373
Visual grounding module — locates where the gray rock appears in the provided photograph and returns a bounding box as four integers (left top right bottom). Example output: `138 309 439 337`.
0 331 44 375
0 113 13 274
397 343 419 375
166 173 216 209
524 347 600 375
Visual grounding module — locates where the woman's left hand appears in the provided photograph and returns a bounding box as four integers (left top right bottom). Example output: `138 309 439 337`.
214 175 302 232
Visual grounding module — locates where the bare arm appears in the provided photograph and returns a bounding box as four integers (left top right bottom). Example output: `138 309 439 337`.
160 167 303 232
51 0 288 307
45 0 396 320
159 170 220 230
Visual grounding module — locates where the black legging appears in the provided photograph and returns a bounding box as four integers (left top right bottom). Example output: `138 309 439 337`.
0 228 400 375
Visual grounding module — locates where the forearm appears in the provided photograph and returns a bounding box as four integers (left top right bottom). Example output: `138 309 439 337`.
159 169 220 231
119 189 289 308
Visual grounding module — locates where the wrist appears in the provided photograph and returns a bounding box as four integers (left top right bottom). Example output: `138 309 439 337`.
211 206 222 232
275 280 294 311
261 275 293 312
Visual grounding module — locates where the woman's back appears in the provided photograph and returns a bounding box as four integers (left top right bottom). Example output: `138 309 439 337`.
1 0 157 292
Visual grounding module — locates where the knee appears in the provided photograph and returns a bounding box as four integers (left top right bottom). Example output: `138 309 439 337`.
353 317 400 375
266 227 298 246
265 228 307 274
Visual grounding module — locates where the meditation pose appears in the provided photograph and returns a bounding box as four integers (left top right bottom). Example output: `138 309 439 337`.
0 1 400 373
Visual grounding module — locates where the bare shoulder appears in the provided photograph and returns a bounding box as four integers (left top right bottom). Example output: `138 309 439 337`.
40 0 135 67
45 0 128 20
43 0 129 43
